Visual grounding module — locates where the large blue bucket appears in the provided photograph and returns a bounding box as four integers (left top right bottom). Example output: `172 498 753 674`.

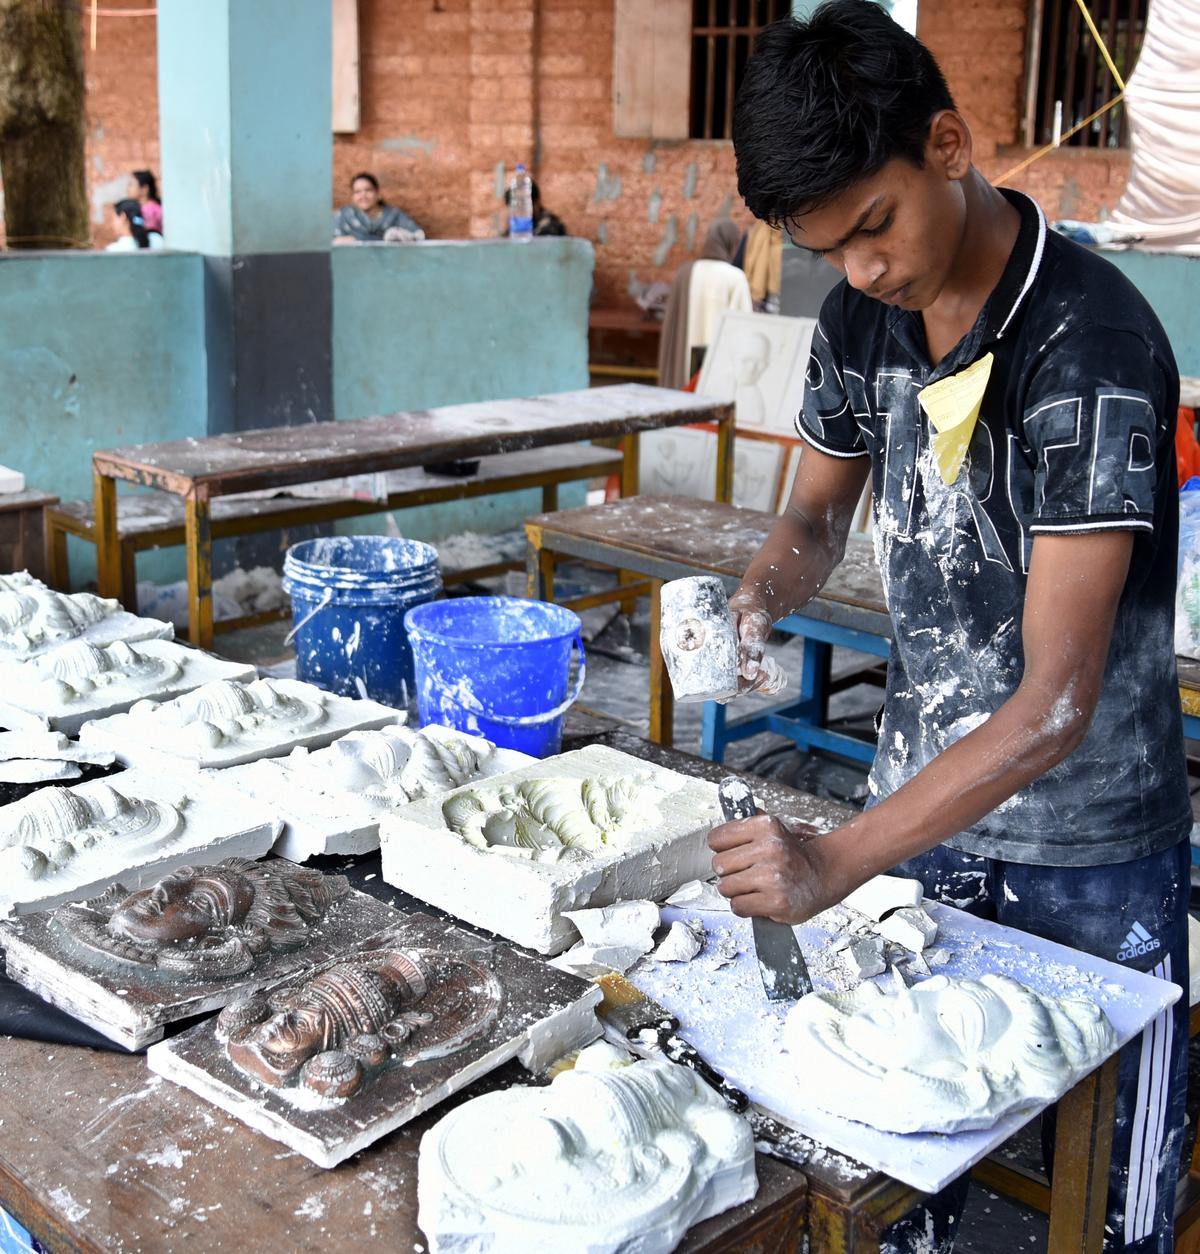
404 596 585 757
282 535 441 709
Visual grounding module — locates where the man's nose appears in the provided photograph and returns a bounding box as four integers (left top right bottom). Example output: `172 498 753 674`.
842 247 887 295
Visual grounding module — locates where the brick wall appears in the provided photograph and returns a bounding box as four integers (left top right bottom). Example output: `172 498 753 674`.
35 0 1128 294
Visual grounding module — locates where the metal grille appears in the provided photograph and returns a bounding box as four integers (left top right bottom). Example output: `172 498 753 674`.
1025 0 1147 148
689 0 791 140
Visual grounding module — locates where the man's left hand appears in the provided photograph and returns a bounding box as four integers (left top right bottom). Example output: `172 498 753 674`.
708 814 848 924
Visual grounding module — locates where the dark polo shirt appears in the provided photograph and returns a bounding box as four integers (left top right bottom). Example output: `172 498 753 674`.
797 188 1190 866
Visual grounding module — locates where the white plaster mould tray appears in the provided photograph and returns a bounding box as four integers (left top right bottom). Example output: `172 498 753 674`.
147 911 604 1168
77 677 400 770
0 639 257 737
627 903 1179 1194
0 768 278 918
220 723 533 861
378 745 721 954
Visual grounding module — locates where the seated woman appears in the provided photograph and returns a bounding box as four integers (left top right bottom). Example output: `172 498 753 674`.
127 169 162 233
333 172 425 244
104 199 163 251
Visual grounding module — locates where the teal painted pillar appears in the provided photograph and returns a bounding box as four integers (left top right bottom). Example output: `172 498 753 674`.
156 0 333 433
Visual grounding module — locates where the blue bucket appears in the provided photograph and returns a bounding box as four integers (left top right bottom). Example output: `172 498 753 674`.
404 596 586 757
282 535 441 709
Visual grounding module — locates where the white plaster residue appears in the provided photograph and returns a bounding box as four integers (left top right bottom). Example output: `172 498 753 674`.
294 1195 327 1220
47 1187 89 1223
141 1142 187 1169
784 973 1116 1134
417 1042 757 1252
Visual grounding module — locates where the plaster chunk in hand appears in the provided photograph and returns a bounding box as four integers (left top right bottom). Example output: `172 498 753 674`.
783 973 1117 1134
876 907 938 954
841 874 924 922
417 1040 758 1254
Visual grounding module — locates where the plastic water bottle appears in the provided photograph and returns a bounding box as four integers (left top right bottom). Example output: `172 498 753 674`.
508 164 534 241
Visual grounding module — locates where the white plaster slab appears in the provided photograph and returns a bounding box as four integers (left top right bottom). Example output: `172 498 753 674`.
0 576 173 661
0 730 116 766
0 759 83 783
379 746 721 954
0 767 278 917
627 903 1180 1194
0 639 257 737
220 724 533 861
77 677 401 770
0 862 403 1050
147 912 604 1168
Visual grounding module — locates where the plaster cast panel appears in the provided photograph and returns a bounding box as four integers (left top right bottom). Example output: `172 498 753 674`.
0 859 401 1049
148 912 603 1168
783 973 1117 1134
417 1041 758 1254
379 746 722 954
220 724 532 861
0 575 172 660
0 730 115 767
0 768 277 917
78 677 400 770
0 639 257 736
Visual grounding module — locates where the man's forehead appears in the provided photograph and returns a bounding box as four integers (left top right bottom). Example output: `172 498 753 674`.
784 168 899 249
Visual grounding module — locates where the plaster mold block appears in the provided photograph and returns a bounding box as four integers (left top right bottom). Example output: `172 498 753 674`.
783 973 1117 1134
77 677 400 770
221 724 532 860
147 912 603 1168
840 874 924 922
0 639 257 736
379 746 722 954
0 769 277 917
0 576 173 660
0 858 401 1049
876 907 938 954
417 1041 758 1253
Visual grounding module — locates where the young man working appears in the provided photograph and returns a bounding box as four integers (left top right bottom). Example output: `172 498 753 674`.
711 4 1191 1250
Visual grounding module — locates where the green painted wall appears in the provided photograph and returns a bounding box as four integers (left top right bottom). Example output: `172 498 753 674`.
1102 250 1200 379
331 238 595 542
0 252 208 585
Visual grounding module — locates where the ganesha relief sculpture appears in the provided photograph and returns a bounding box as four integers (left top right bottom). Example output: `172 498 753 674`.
55 858 351 979
217 946 502 1101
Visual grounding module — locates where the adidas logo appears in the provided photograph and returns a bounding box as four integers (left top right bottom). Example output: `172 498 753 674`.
1117 921 1161 962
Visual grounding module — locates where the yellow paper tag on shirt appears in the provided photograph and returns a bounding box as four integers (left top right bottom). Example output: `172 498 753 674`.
917 352 994 484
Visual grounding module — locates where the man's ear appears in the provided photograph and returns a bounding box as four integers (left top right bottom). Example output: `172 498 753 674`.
926 110 972 181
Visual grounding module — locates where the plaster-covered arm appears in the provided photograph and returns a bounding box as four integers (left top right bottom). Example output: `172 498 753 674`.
711 530 1135 922
728 444 870 690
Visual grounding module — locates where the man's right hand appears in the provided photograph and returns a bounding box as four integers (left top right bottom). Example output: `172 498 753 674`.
727 590 787 697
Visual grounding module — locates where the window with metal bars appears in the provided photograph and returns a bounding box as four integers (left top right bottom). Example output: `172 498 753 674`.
689 0 791 141
1025 0 1147 148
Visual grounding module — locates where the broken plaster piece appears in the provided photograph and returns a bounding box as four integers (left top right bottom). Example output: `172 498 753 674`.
841 874 924 922
876 907 938 954
0 731 115 767
648 919 705 963
0 759 84 784
564 901 659 953
548 943 645 979
664 879 730 912
417 1041 758 1253
839 934 886 982
784 974 1117 1134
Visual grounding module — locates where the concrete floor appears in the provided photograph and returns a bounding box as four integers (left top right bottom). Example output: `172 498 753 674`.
218 550 1200 1254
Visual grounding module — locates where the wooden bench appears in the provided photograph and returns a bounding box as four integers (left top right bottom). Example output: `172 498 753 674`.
50 445 621 631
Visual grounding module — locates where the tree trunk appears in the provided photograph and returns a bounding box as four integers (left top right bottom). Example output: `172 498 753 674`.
0 0 88 250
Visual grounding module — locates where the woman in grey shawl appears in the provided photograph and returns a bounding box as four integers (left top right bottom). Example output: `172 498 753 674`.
333 172 426 244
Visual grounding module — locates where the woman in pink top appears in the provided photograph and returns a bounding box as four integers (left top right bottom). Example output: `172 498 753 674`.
128 170 162 234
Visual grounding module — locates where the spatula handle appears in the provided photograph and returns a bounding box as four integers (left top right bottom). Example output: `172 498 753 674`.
718 776 758 823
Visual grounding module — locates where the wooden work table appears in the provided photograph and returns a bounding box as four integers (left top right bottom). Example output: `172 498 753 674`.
91 385 734 651
0 731 1119 1253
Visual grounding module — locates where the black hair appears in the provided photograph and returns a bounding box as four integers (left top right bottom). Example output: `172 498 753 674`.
503 177 541 206
732 1 955 226
114 198 151 249
351 171 380 191
131 169 159 203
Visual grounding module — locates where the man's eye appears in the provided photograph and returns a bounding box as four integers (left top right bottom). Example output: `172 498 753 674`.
862 214 894 238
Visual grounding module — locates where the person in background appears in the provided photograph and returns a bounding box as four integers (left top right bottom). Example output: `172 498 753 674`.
333 172 425 244
742 220 783 313
105 199 162 251
127 170 162 234
503 177 567 237
657 218 752 389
